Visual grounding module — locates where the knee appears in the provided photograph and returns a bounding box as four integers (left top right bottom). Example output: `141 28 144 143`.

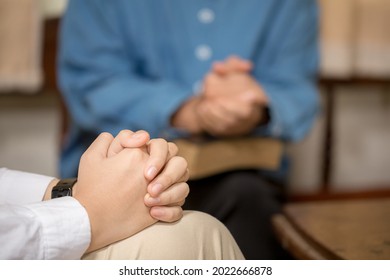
181 210 225 229
180 211 244 259
180 210 239 240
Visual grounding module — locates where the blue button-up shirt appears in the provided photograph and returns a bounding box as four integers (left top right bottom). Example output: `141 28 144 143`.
58 0 320 177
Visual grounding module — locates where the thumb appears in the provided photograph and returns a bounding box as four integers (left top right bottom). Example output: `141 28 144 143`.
85 132 114 159
107 130 150 157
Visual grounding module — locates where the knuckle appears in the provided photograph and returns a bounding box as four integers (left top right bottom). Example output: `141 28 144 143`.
164 191 175 204
168 142 179 156
152 138 166 145
123 147 146 162
149 138 168 153
159 209 175 222
137 129 149 136
163 173 175 187
118 129 133 138
133 148 146 160
99 132 113 140
178 200 186 207
167 208 181 222
175 156 188 170
183 168 190 181
184 183 190 197
176 183 190 200
174 208 183 221
165 182 189 204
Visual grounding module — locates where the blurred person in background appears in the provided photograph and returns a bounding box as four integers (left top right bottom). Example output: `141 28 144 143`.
58 0 319 259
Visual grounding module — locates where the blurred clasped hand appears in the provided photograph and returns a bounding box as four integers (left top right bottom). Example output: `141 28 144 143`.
172 56 269 137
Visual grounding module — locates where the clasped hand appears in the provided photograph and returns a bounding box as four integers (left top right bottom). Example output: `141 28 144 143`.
196 56 268 137
172 56 269 137
71 130 189 252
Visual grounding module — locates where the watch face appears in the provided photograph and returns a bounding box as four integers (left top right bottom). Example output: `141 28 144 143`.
51 178 77 199
52 187 72 198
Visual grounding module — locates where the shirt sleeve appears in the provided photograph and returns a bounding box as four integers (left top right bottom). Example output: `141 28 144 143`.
0 197 91 260
253 0 320 142
0 168 54 205
58 0 191 138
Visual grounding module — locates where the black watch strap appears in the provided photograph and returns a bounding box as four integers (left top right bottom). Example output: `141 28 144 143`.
51 178 77 199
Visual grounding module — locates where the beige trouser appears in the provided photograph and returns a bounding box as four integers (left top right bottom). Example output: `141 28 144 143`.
82 211 244 260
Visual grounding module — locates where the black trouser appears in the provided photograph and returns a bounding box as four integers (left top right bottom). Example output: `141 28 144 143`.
184 170 292 260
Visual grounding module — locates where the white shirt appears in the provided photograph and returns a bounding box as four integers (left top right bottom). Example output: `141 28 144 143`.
0 168 91 259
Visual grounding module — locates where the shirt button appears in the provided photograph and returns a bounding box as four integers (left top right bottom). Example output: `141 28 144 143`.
195 45 212 61
197 8 215 24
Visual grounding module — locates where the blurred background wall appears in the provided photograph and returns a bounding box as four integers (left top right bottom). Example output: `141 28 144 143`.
288 0 390 195
0 0 66 176
0 0 389 197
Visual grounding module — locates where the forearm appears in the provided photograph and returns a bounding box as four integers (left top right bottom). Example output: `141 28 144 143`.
60 72 191 138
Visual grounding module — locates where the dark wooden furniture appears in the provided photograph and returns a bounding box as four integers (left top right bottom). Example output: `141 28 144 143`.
273 198 390 259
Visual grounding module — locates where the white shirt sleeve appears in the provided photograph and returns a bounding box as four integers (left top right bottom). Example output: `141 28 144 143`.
0 197 91 260
0 168 54 205
0 168 91 259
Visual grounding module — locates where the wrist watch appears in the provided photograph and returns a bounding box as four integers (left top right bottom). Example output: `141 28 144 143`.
51 178 77 199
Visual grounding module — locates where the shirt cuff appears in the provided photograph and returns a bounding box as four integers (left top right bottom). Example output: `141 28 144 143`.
0 168 55 205
26 197 91 259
